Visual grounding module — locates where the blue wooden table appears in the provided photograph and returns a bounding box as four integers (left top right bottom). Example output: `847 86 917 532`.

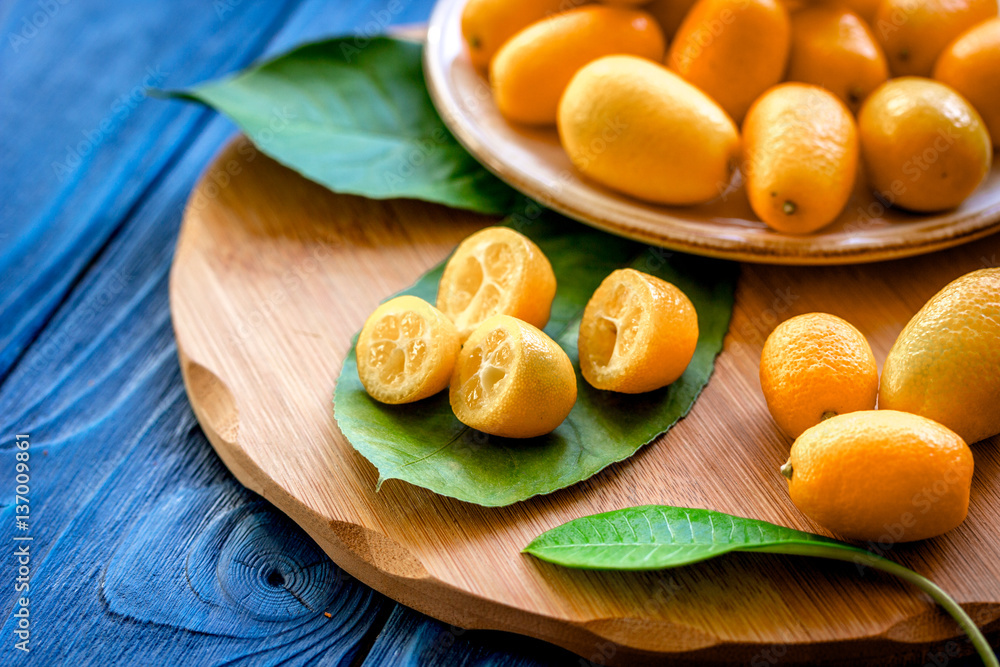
0 1 581 663
4 2 995 665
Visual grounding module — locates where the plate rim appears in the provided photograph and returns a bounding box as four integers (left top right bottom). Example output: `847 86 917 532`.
422 0 1000 265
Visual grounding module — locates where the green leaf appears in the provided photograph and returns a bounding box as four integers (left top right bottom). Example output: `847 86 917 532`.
522 505 866 569
333 206 738 506
165 37 517 215
524 506 999 667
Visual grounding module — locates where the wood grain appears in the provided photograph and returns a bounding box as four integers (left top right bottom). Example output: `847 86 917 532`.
0 0 312 380
360 605 577 666
171 136 1000 665
0 118 395 667
0 2 471 665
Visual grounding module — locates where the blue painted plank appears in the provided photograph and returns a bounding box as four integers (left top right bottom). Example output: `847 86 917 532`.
0 0 443 379
0 114 391 666
361 606 581 667
0 0 304 378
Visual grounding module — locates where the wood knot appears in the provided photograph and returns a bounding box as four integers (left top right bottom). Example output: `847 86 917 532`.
213 503 339 620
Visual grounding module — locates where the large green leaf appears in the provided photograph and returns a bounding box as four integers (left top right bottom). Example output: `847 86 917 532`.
167 37 517 214
333 208 738 506
522 505 999 666
522 505 861 569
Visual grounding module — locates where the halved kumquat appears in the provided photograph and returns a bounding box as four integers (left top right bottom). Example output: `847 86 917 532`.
578 268 699 393
437 227 556 341
450 315 576 438
355 296 460 405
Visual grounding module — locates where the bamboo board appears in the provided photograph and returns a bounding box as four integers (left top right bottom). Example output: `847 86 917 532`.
170 137 1000 665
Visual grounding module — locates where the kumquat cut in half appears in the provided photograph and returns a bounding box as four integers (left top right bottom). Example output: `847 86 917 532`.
355 296 460 405
578 268 699 393
436 226 556 341
450 315 577 439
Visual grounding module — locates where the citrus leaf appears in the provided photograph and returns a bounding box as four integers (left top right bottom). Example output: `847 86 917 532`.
523 505 999 667
333 206 738 506
521 505 865 569
166 37 517 214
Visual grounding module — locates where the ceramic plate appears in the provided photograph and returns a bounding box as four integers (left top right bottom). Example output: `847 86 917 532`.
423 0 1000 264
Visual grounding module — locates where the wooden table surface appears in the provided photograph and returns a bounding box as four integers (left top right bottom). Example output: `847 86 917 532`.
0 0 576 664
0 1 995 666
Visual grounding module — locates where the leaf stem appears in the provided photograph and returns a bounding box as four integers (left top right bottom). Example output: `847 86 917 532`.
752 544 998 667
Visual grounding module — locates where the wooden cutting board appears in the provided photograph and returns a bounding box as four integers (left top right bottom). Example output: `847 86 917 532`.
170 137 1000 665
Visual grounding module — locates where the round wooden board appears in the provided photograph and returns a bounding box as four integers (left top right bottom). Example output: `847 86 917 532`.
170 137 1000 665
423 0 1000 266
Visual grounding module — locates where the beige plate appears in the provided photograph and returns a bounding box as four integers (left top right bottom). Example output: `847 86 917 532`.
171 137 1000 666
423 0 1000 265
